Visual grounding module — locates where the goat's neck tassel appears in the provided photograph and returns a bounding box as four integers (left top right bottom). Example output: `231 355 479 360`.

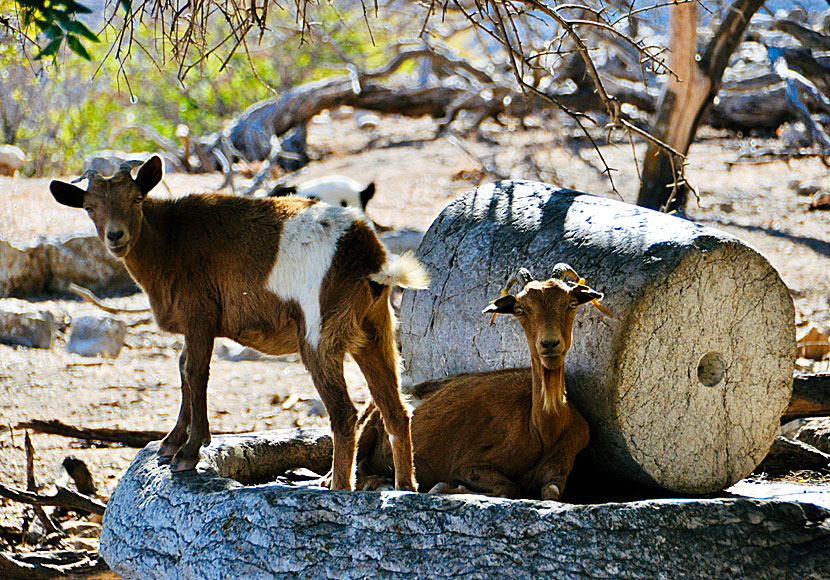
123 206 166 284
529 355 567 435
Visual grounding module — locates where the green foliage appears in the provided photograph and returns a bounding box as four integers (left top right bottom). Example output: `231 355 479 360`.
0 2 412 176
11 0 103 60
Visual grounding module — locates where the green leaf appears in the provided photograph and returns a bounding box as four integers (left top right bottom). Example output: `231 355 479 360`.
66 34 92 60
59 19 100 42
62 0 93 14
33 37 63 61
41 22 64 39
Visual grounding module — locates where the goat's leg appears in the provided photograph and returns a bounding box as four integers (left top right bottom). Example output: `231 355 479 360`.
170 333 214 472
530 418 590 501
302 345 357 491
158 345 192 458
449 465 523 498
352 307 416 492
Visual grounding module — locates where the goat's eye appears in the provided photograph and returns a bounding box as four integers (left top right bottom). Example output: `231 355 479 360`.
84 207 94 214
133 197 143 205
569 301 579 309
513 307 525 316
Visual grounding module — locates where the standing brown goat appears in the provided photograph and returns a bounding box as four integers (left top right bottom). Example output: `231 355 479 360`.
50 156 428 491
356 265 601 499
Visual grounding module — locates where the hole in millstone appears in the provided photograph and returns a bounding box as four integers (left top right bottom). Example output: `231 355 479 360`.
697 351 726 387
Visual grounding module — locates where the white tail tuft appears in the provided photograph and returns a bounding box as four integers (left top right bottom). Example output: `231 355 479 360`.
369 251 430 289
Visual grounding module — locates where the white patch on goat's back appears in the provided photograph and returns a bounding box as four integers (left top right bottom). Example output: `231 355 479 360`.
267 203 362 348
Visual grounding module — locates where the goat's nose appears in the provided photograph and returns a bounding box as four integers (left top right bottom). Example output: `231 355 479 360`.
107 229 125 242
540 339 561 350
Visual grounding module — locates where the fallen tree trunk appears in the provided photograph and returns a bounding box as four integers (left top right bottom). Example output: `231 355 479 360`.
99 430 830 580
400 181 794 494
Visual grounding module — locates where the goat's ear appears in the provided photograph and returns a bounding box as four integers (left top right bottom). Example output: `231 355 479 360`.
50 180 85 208
482 294 517 315
136 156 163 195
360 183 376 209
572 284 603 305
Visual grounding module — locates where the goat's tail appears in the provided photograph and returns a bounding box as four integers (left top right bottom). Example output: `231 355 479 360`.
369 251 430 289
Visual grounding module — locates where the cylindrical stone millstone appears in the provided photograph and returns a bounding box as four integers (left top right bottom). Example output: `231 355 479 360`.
399 181 795 494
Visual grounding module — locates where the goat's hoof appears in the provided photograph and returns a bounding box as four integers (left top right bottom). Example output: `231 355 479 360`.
358 475 394 491
170 455 199 472
157 443 179 458
541 483 561 501
428 482 451 494
394 480 417 492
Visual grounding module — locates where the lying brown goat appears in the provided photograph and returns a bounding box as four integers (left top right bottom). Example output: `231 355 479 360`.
50 156 428 491
356 265 601 499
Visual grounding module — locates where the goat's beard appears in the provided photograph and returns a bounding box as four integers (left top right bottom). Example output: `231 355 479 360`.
539 354 565 370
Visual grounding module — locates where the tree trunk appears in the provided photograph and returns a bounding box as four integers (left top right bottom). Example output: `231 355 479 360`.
399 181 794 494
100 430 830 580
636 0 765 212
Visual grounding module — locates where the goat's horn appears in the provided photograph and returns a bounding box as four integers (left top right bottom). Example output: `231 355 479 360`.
551 263 580 283
71 169 98 184
114 160 144 178
504 267 534 293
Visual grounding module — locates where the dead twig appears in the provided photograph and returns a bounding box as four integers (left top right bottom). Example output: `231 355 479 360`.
0 550 107 578
18 419 166 448
0 483 106 517
68 283 151 315
24 433 62 537
18 418 238 448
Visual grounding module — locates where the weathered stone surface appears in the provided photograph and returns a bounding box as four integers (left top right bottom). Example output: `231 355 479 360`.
101 431 830 580
377 228 425 255
44 236 134 295
0 144 25 176
0 299 56 348
758 436 830 473
797 417 830 454
67 312 126 357
0 239 51 296
214 339 265 362
0 235 134 297
400 181 795 494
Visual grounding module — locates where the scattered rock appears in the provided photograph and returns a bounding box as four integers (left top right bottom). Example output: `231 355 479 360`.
0 144 25 176
378 228 424 255
796 417 830 455
0 299 56 348
45 236 135 295
0 235 134 298
354 110 380 130
214 340 263 362
797 326 830 360
307 398 328 418
0 239 51 296
796 184 822 197
757 436 830 473
776 122 810 148
67 312 126 358
809 191 830 211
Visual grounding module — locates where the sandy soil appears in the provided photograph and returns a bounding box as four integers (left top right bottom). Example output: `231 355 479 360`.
1 113 829 565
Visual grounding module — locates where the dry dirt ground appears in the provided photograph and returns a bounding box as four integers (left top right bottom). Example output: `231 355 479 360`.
1 112 829 570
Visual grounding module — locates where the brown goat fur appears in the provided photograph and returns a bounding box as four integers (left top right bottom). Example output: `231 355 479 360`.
356 272 601 499
50 156 428 491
